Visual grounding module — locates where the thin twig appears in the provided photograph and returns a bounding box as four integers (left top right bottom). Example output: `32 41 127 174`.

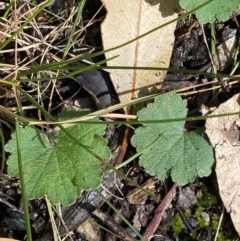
143 183 178 241
214 205 224 241
92 208 138 241
114 127 132 165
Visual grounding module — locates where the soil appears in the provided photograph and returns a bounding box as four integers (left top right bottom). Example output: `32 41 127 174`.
0 0 240 240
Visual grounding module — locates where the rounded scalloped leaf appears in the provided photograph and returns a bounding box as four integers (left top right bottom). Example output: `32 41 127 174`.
180 0 240 24
131 93 214 185
6 113 110 205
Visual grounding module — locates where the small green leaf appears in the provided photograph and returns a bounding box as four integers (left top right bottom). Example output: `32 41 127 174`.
5 109 110 205
180 0 240 24
131 93 214 185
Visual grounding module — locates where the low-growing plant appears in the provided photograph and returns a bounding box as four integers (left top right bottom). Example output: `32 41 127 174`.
194 206 210 228
180 0 240 24
5 93 215 205
172 213 184 234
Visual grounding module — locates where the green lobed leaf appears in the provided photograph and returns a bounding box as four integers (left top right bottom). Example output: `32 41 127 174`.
131 93 214 185
180 0 240 24
5 109 110 205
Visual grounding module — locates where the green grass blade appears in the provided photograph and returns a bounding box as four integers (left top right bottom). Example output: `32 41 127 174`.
89 219 123 240
16 56 117 80
95 189 146 241
2 0 14 18
17 87 109 163
15 118 32 241
15 0 213 81
70 0 214 61
63 0 86 59
45 195 59 241
114 130 168 170
0 128 5 172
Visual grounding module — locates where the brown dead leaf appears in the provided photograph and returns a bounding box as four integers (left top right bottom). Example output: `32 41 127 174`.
213 36 237 70
205 94 240 236
101 0 178 113
126 177 159 204
0 239 21 241
77 219 102 241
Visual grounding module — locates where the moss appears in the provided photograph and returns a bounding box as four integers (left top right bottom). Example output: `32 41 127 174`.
171 184 238 240
184 210 191 218
217 232 236 241
196 186 219 207
190 231 198 239
211 213 220 230
172 213 184 234
194 206 210 228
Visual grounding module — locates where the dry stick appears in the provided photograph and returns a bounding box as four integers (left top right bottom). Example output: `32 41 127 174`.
114 126 132 165
175 206 193 232
213 205 225 241
143 183 178 241
105 212 123 241
50 203 74 241
92 208 138 241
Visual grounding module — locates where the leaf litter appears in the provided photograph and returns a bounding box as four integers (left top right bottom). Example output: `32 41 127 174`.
205 93 240 236
101 0 178 113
